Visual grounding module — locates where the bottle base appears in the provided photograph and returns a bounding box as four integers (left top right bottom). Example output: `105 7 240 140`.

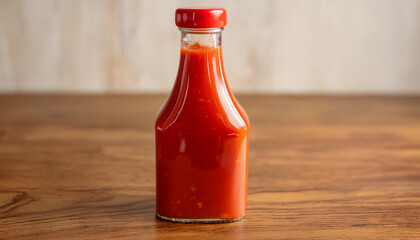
156 212 245 223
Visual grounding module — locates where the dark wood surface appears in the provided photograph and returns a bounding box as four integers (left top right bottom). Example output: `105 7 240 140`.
0 95 419 239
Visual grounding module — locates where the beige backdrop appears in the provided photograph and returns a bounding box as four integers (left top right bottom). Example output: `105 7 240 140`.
1 0 420 93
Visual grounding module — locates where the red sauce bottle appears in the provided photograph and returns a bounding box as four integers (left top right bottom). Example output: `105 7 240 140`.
155 7 250 223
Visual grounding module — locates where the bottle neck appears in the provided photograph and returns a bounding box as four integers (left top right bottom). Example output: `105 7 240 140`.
179 28 223 49
174 27 228 100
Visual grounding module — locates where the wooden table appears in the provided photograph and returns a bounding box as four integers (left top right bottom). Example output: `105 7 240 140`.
0 95 419 239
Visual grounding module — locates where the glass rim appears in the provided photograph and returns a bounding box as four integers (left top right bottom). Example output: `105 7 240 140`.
179 27 223 34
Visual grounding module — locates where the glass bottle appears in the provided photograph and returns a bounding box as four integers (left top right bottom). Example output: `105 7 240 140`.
155 7 250 223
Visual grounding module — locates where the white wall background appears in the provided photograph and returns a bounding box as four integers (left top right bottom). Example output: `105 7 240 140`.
1 0 420 94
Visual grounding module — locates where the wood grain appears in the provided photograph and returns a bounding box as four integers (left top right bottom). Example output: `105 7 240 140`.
0 95 420 239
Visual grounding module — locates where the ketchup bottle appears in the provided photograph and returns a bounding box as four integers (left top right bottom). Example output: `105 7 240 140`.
155 7 250 223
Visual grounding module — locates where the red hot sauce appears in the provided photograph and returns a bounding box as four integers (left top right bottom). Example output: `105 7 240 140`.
155 7 250 223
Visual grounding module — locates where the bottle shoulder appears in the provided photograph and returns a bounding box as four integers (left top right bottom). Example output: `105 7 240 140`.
155 94 249 134
156 45 249 134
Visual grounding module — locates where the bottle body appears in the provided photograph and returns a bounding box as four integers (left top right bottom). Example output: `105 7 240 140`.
155 17 249 223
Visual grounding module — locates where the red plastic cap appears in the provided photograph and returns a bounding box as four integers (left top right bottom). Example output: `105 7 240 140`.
176 7 227 28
